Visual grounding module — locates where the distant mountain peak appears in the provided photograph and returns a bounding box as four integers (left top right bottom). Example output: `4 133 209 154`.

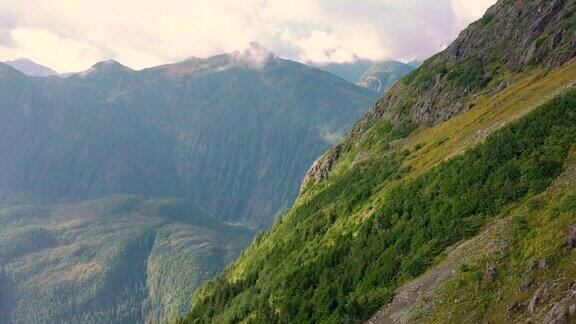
91 60 132 71
77 59 133 78
148 43 278 77
3 58 58 77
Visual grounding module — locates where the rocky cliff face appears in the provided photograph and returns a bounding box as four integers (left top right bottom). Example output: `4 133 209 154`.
304 0 576 187
374 0 576 125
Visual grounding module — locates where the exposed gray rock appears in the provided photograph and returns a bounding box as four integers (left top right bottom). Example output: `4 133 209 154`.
507 301 527 315
483 265 498 283
529 260 539 272
528 259 550 272
492 80 510 94
301 146 342 190
542 283 576 324
544 301 569 324
529 284 551 313
520 278 535 292
539 259 550 270
567 225 576 248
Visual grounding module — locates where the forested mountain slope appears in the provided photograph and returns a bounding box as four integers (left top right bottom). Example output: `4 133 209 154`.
184 0 576 322
0 195 252 323
0 45 376 323
0 44 376 227
316 60 416 95
357 61 416 94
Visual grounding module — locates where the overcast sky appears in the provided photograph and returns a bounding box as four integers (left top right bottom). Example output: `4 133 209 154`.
0 0 496 73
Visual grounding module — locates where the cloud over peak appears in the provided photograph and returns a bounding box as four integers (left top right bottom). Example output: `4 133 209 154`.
0 0 496 73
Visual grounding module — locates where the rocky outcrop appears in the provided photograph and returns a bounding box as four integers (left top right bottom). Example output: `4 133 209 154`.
306 0 576 186
483 264 498 283
529 284 552 313
377 0 576 126
542 282 576 324
301 146 342 190
567 225 576 248
447 0 576 69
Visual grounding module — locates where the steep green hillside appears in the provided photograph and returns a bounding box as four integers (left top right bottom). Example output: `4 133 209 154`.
0 195 252 323
183 0 576 322
0 44 376 227
370 150 576 323
186 87 576 323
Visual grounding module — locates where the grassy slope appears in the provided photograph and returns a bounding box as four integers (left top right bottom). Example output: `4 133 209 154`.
0 195 252 323
184 55 576 322
368 147 576 323
374 149 576 323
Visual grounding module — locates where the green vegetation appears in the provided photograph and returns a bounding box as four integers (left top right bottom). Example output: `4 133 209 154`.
0 57 375 228
0 195 252 323
445 55 494 89
185 88 576 323
410 161 576 323
401 55 448 88
183 1 576 322
478 13 495 26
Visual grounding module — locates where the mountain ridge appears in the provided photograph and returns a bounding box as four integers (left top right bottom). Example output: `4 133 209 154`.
3 58 58 77
0 47 376 227
357 61 416 94
314 59 416 94
304 0 576 188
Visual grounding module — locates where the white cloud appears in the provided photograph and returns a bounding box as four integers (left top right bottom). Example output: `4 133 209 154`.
0 0 497 72
2 28 104 73
452 0 497 23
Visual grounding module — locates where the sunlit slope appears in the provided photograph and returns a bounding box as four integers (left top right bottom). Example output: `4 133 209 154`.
184 64 576 323
370 148 576 323
184 0 576 321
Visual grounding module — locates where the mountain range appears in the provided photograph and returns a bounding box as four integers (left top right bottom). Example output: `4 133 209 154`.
0 43 377 322
184 0 576 323
356 61 417 94
3 0 576 322
0 43 376 227
316 59 417 94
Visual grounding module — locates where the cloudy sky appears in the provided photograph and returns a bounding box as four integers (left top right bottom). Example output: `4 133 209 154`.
0 0 496 73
